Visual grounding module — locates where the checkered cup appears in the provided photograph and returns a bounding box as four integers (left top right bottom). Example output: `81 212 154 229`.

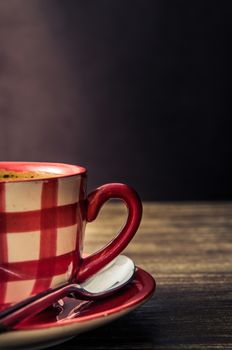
0 162 142 312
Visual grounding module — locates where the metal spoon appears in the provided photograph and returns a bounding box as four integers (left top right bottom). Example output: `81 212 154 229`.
0 255 135 332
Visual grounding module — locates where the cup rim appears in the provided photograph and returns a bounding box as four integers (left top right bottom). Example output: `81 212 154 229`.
0 162 87 183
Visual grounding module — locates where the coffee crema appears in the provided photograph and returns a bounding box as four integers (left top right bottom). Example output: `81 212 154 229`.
0 170 55 181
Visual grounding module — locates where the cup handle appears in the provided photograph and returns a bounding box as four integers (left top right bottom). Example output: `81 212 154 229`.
77 183 142 282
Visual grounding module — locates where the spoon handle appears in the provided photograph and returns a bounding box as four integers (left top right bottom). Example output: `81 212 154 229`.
0 255 135 331
0 283 79 331
0 280 130 331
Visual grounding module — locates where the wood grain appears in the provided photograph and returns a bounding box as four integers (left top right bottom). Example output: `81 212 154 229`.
51 202 232 350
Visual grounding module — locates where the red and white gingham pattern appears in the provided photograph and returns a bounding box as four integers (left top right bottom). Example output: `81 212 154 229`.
0 176 82 311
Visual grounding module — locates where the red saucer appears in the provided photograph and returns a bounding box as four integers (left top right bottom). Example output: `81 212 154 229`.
0 267 155 350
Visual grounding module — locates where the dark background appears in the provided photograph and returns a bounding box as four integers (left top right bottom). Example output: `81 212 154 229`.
0 1 231 200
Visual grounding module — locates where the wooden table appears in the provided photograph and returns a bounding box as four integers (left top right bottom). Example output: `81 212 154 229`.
52 202 232 350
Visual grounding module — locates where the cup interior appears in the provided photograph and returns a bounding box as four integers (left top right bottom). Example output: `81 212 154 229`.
0 162 86 182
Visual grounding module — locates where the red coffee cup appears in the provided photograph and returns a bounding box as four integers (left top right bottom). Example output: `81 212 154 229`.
0 162 142 312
